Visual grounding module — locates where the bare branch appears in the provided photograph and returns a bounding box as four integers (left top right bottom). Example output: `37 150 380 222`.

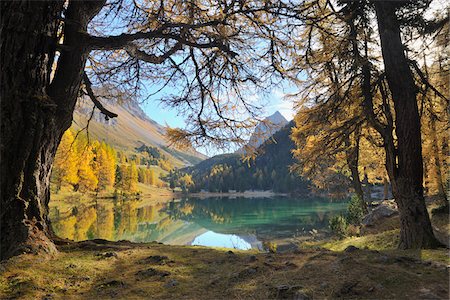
82 72 118 119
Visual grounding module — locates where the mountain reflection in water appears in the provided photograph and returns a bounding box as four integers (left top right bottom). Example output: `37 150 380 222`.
50 196 347 250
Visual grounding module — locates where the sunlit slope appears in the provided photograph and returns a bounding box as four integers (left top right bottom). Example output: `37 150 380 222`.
73 98 206 166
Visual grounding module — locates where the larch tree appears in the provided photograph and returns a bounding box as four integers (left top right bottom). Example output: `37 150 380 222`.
290 0 447 248
290 1 368 205
370 0 445 248
76 141 98 192
52 129 79 192
128 162 139 192
95 142 117 191
1 0 297 259
1 0 446 260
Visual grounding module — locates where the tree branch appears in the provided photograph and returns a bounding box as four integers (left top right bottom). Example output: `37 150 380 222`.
86 31 238 58
82 72 118 120
409 60 449 102
125 42 182 64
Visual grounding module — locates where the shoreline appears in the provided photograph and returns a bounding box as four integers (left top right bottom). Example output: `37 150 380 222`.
186 190 289 198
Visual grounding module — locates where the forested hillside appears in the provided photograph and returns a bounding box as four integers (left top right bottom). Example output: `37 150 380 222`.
51 99 206 196
186 121 310 194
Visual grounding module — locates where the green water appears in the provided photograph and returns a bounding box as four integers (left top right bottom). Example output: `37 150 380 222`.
50 196 347 250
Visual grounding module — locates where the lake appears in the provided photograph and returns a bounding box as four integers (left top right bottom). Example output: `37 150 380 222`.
49 196 348 250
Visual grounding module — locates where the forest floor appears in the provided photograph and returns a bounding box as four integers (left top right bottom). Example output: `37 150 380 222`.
1 207 448 299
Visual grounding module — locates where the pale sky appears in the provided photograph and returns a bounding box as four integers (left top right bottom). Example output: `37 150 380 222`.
141 86 296 130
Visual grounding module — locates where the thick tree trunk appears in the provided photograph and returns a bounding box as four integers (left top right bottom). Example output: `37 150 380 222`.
1 0 104 260
374 2 441 249
1 0 65 260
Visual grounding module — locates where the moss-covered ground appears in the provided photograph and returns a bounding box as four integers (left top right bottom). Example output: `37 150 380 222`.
1 236 448 299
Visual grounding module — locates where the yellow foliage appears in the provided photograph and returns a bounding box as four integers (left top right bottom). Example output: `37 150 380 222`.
52 129 79 190
95 142 116 190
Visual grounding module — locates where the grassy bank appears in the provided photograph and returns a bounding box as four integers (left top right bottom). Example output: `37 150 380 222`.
1 236 448 299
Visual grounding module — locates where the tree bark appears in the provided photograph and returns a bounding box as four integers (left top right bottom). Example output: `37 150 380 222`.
429 114 447 203
0 0 104 260
344 129 367 212
373 1 441 249
383 177 390 200
1 0 63 260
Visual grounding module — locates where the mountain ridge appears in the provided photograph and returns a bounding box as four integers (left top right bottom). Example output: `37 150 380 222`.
73 98 207 167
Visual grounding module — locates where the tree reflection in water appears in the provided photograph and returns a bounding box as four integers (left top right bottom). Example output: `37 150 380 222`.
50 197 347 249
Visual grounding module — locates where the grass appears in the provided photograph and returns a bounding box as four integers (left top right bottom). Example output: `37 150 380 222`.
317 229 401 251
300 204 450 267
304 229 449 265
1 239 448 299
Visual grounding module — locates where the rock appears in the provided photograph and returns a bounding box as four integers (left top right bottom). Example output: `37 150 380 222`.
375 255 389 264
418 288 440 299
97 280 125 289
96 252 118 259
274 284 304 299
248 255 257 262
233 267 258 280
293 291 311 300
164 279 179 288
227 250 235 255
362 204 398 226
139 255 169 265
276 285 291 292
284 261 298 269
135 268 170 278
320 282 329 289
394 256 420 264
334 281 359 297
344 245 359 253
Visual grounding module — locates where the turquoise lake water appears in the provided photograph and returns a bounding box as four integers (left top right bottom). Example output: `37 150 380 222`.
50 196 347 250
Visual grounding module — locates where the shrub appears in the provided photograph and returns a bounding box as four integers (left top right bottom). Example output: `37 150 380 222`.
262 241 278 253
329 195 367 238
346 195 365 225
329 214 348 238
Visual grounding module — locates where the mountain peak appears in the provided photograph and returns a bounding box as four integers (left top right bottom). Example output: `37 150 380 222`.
267 111 288 124
236 111 288 153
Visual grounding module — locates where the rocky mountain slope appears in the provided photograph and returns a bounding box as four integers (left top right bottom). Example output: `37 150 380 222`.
73 98 207 167
237 111 288 153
